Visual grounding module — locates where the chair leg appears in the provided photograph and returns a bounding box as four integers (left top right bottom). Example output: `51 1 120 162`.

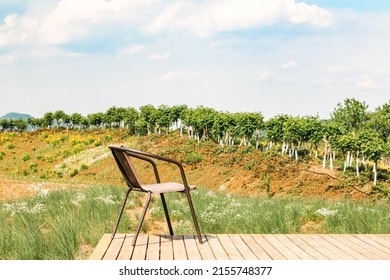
185 191 203 244
112 188 131 239
132 191 152 246
160 193 174 236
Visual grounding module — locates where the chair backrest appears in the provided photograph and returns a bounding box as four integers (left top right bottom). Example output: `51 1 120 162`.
109 145 143 190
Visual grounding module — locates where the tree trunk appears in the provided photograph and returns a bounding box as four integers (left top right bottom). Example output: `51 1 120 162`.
356 157 360 176
329 148 333 170
322 143 327 169
373 162 377 186
294 147 298 161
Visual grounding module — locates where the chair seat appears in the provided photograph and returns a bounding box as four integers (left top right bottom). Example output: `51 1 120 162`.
142 182 196 194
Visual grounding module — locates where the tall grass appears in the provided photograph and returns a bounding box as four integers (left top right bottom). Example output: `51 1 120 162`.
2 185 390 259
152 188 390 235
0 185 133 260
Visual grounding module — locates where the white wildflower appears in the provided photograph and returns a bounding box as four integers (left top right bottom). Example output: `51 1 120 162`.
71 193 86 206
96 194 117 205
206 191 216 198
316 208 338 217
218 185 226 192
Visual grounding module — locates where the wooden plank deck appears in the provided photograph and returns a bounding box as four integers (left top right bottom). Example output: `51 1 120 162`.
89 234 390 260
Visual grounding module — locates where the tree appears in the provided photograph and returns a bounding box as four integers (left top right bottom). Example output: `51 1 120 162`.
265 114 290 151
123 107 139 134
87 112 105 128
156 105 174 134
140 105 158 134
331 98 368 133
322 121 341 169
235 112 263 147
104 106 126 128
53 110 68 129
366 101 390 143
70 113 83 129
0 119 10 131
42 112 54 129
360 132 384 186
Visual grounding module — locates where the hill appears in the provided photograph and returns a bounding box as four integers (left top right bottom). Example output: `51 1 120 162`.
0 129 388 201
0 112 31 120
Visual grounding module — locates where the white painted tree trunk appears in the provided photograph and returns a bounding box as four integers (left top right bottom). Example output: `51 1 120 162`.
322 143 327 169
294 148 298 161
356 157 360 176
329 150 333 170
373 163 377 186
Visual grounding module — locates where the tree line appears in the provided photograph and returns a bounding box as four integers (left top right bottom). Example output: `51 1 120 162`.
1 99 390 185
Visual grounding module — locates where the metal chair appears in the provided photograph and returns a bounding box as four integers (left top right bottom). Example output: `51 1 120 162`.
108 144 203 245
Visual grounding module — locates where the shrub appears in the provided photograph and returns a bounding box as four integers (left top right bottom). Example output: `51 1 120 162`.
184 152 203 165
70 169 79 177
22 154 31 162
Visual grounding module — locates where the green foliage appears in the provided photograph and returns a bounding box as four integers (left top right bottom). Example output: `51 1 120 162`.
0 186 129 259
0 151 5 160
69 169 79 177
331 98 368 133
22 154 31 162
184 152 203 165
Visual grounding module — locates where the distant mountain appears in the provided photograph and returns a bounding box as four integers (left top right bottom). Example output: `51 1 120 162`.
0 112 32 120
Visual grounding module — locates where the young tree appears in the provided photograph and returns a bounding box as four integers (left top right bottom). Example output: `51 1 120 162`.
331 98 368 133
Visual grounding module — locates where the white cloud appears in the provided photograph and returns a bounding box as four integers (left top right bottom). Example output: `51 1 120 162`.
258 69 273 81
0 0 156 46
328 66 350 73
375 66 389 74
148 51 171 60
356 75 383 89
312 77 333 86
144 0 332 37
118 45 144 56
160 70 205 82
281 60 298 69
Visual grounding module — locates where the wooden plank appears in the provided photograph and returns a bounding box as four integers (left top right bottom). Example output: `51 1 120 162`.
329 235 379 260
131 235 148 260
183 235 202 260
89 234 112 260
303 235 345 260
366 235 390 250
103 234 125 260
207 235 230 260
251 234 286 260
196 235 216 260
274 235 314 260
117 234 135 260
262 235 300 260
217 234 244 260
229 235 258 260
240 235 272 260
286 235 327 260
343 235 387 259
354 235 390 258
315 235 358 260
146 235 160 260
172 235 188 260
160 235 173 260
320 235 365 260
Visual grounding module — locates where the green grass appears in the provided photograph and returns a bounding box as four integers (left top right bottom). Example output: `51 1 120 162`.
0 185 133 260
2 185 390 260
152 188 390 235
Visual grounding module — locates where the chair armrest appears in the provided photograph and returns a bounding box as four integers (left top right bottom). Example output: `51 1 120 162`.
113 146 192 192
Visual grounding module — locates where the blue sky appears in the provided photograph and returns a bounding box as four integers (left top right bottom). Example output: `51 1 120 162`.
1 0 389 120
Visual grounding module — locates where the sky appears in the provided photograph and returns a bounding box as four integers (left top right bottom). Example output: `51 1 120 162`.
0 0 389 120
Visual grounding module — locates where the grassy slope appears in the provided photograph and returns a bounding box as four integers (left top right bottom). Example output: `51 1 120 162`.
0 129 388 201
